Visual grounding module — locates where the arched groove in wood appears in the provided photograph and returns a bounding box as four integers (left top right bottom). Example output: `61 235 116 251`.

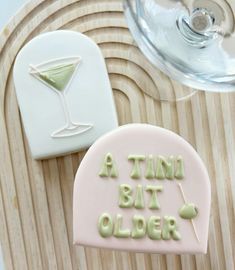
105 56 161 100
1 1 235 269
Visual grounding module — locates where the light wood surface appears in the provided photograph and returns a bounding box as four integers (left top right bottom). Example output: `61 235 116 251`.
0 0 234 269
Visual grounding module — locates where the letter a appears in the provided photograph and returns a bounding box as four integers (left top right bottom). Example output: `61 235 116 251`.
99 153 118 178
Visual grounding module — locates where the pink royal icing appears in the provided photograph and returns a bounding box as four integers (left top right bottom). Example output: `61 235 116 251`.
73 124 211 253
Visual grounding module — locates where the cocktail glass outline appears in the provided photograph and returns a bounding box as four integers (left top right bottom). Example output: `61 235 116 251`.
29 56 93 138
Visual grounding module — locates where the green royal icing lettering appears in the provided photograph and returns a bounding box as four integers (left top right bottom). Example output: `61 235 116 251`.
145 155 155 179
162 216 181 240
114 214 130 238
39 63 76 91
179 203 198 219
147 216 161 240
156 156 174 180
98 214 181 240
99 153 118 178
146 185 163 210
128 155 145 179
175 156 184 179
131 215 146 239
98 213 113 238
134 185 145 209
119 184 133 208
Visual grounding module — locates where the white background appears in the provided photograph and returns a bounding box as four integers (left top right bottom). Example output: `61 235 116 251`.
0 1 28 268
0 0 28 29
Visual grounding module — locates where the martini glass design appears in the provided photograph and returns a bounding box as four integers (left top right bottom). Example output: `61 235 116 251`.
29 56 93 138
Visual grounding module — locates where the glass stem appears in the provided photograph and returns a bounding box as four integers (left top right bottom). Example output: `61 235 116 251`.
136 0 142 22
58 91 74 127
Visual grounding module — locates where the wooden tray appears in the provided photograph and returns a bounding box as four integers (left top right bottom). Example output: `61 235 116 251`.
0 0 234 269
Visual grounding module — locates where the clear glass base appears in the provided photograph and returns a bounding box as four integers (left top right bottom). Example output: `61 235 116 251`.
124 0 235 94
51 123 93 138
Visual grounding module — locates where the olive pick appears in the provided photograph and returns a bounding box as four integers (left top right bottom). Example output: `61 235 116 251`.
178 183 200 242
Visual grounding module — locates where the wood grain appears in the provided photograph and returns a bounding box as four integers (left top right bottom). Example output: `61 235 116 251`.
0 0 234 269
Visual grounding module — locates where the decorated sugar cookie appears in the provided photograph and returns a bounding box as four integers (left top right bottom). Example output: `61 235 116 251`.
73 124 211 253
13 30 118 159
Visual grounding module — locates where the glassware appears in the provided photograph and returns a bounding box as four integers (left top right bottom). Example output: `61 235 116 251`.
124 0 235 94
29 56 93 138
